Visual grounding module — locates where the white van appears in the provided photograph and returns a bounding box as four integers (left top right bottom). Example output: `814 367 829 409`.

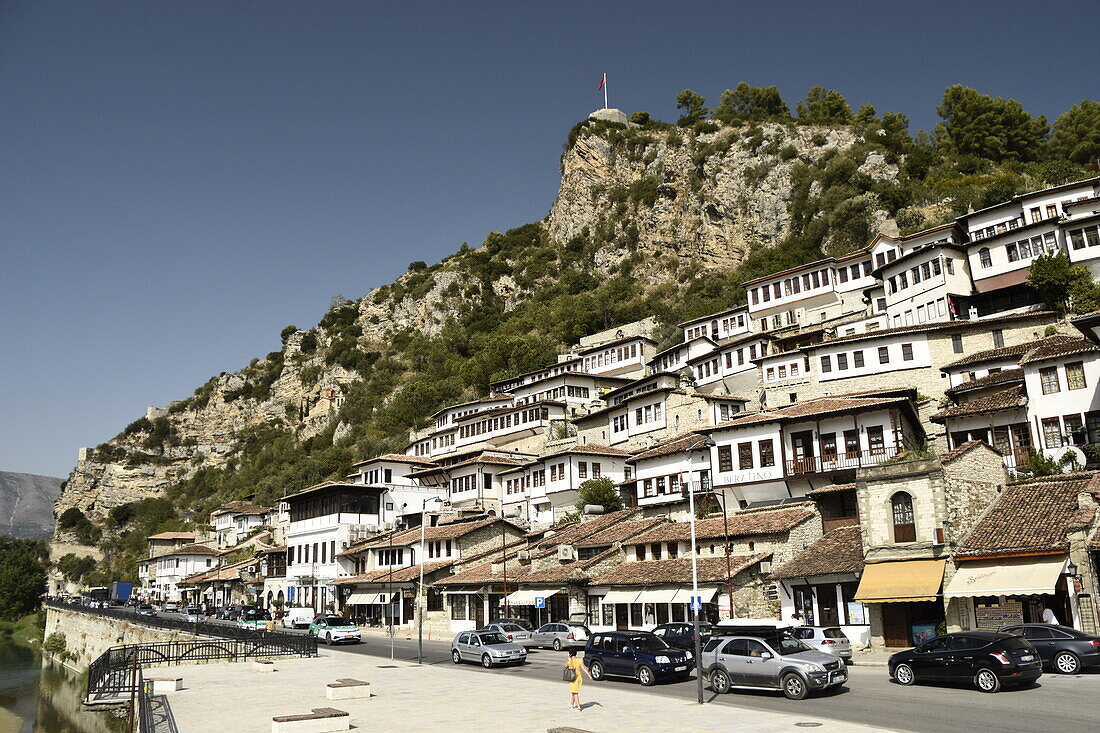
281 607 315 629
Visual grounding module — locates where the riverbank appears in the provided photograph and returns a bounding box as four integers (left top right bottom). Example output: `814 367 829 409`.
0 610 45 649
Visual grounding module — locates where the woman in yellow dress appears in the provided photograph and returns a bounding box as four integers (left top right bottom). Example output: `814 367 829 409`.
564 649 592 711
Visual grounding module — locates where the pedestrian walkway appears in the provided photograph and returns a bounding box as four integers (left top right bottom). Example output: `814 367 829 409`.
167 652 897 733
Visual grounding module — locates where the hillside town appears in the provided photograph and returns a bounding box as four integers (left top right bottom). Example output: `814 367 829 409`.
110 176 1100 659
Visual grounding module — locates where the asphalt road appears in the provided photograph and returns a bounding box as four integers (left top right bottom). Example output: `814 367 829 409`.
159 612 1100 732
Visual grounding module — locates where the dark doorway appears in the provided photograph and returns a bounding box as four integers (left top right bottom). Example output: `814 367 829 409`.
815 584 841 626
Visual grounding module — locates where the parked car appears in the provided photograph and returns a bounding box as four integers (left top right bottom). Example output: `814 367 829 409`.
490 617 535 632
702 629 846 700
999 623 1100 674
236 608 272 630
180 606 206 623
308 615 361 645
215 605 241 620
281 607 315 629
584 631 692 686
452 630 527 668
531 622 590 651
162 601 179 613
791 626 852 660
889 631 1042 693
478 623 533 645
651 622 717 651
135 604 157 617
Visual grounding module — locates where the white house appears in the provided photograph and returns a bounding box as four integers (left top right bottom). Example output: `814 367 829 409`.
151 544 220 602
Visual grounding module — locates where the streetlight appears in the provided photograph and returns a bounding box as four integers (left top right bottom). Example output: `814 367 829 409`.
685 435 715 705
418 496 448 665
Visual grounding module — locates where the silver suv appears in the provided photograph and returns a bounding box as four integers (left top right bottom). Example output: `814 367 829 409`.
701 631 847 699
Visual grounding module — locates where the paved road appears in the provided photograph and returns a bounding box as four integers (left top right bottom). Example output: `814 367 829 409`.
159 612 1100 732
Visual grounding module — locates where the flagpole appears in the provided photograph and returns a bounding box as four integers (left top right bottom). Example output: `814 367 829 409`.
603 73 608 109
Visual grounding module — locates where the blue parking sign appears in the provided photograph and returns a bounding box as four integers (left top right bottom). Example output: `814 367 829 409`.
534 596 545 608
689 595 703 611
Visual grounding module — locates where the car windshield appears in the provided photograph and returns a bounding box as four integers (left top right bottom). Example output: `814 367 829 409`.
500 624 526 632
243 610 270 620
769 634 811 655
478 633 509 645
628 635 670 652
822 628 847 639
323 617 352 626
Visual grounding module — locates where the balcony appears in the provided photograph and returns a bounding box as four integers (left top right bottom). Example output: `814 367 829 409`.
785 446 902 476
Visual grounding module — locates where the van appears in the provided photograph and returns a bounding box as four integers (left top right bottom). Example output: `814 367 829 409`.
281 607 315 629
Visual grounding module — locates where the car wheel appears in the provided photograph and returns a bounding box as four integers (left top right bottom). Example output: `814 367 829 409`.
709 668 732 694
781 673 808 700
637 665 656 687
481 654 493 669
974 668 1001 693
452 650 462 664
325 633 333 646
589 660 605 681
553 639 562 651
1054 651 1081 675
893 663 916 686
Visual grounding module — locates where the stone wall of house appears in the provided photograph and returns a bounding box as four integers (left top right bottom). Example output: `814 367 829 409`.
857 458 951 560
941 447 1008 542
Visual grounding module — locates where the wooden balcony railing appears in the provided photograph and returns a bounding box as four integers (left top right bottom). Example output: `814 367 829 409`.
785 445 901 476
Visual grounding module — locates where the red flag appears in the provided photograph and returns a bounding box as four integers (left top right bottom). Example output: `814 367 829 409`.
596 73 606 91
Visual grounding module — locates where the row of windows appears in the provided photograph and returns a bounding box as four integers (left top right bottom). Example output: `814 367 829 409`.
431 433 455 450
289 493 379 522
515 384 590 405
684 313 746 340
717 439 775 471
582 343 640 371
1040 412 1100 449
639 472 682 497
764 361 804 381
750 267 832 306
613 402 663 434
634 542 679 560
1039 362 1088 394
891 298 949 328
977 232 1058 268
457 407 549 439
874 249 900 268
835 260 874 284
425 539 452 559
288 540 338 566
887 257 950 294
1068 225 1100 250
449 474 485 494
362 468 393 485
695 357 721 380
376 548 407 566
971 216 1024 241
820 343 913 373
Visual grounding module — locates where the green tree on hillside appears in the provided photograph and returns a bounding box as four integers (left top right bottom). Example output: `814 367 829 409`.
1048 100 1100 165
675 89 709 127
0 539 47 620
796 86 853 125
575 477 625 514
935 85 1048 162
1028 252 1100 313
712 82 790 124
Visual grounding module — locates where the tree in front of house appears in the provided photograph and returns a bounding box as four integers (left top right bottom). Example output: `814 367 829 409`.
1028 252 1100 314
0 538 48 620
575 477 624 514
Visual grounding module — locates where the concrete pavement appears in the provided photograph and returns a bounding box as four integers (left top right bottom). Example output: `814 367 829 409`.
166 652 892 733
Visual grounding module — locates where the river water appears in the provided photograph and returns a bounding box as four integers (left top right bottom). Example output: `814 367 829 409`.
0 638 126 733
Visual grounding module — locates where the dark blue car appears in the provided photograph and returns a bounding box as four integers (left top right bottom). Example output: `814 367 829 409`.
584 631 693 686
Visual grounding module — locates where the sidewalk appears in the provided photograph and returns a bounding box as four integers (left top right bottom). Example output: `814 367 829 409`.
166 653 898 733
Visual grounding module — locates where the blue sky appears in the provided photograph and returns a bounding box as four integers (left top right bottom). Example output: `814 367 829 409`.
1 1 1096 478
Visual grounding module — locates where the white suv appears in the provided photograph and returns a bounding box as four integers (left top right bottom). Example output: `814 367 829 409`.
791 626 852 660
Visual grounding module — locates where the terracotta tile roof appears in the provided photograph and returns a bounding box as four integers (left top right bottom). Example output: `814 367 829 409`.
575 334 656 356
941 440 1001 464
342 517 513 553
590 554 771 585
211 501 271 516
804 483 857 497
353 453 438 467
957 473 1100 557
529 509 642 551
162 543 219 556
704 392 917 430
930 386 1027 422
944 369 1024 397
575 517 668 548
331 559 456 585
629 505 815 544
540 444 634 460
147 532 196 541
1019 337 1100 365
940 335 1075 370
628 433 708 463
770 525 864 579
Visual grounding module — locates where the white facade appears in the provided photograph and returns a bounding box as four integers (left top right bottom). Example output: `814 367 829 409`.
680 307 751 343
152 549 219 602
502 450 628 525
1023 352 1100 459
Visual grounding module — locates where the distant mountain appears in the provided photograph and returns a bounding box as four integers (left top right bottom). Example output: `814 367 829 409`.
0 472 63 539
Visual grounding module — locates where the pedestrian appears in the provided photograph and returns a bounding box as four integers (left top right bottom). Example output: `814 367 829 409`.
1039 603 1060 625
563 648 592 712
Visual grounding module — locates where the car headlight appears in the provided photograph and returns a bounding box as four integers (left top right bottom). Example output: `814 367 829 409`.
685 651 693 660
655 656 671 664
805 663 825 673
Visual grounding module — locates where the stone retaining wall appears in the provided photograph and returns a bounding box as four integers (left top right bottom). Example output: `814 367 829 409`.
44 606 215 671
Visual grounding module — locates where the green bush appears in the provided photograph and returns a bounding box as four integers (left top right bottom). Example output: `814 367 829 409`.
43 632 67 655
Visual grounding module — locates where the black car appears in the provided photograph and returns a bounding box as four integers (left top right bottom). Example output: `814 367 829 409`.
999 624 1100 674
584 631 693 686
889 631 1042 693
651 622 716 651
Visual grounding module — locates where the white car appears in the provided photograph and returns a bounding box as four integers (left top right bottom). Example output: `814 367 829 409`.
791 626 852 660
281 607 315 629
180 606 206 622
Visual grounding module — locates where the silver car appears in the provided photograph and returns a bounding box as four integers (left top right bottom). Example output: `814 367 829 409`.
792 626 852 660
180 606 206 622
479 623 533 646
452 630 528 668
702 632 847 700
531 622 590 651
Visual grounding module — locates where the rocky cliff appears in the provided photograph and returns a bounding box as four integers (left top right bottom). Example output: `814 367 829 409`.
0 471 62 539
53 112 886 538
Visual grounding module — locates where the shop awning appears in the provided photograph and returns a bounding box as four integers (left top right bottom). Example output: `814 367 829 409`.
943 556 1067 598
504 589 560 606
601 589 641 605
635 587 680 604
346 591 396 605
854 559 946 603
670 586 720 604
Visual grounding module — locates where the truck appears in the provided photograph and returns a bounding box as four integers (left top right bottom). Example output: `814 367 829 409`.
110 582 134 604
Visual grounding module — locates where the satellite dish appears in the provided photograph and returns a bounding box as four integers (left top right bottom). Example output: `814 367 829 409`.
1053 446 1086 472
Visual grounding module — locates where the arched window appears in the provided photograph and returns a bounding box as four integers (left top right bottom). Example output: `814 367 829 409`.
891 492 916 542
979 248 992 268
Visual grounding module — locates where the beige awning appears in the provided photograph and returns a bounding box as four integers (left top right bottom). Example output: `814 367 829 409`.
346 590 396 605
601 589 641 605
854 558 946 603
635 587 681 604
670 587 719 604
505 589 559 606
944 556 1067 598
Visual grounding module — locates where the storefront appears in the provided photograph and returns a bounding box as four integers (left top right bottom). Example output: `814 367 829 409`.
590 586 720 631
783 578 869 646
854 558 947 648
943 555 1078 630
344 588 403 625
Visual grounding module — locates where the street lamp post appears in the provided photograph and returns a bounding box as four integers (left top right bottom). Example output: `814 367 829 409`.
686 436 715 705
418 496 447 665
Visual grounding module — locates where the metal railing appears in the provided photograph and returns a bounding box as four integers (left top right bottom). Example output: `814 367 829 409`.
785 445 901 475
